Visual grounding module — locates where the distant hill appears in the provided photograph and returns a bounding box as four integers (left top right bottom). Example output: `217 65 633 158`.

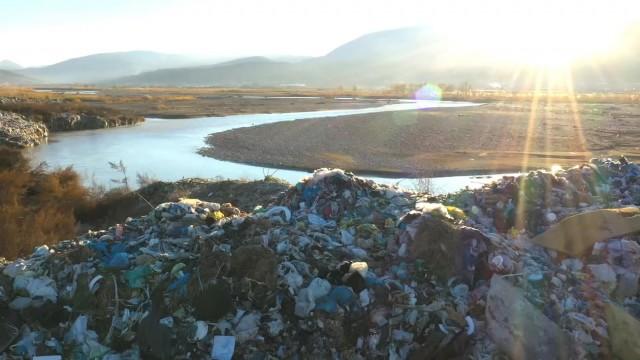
111 57 297 86
9 25 640 89
0 60 22 71
323 28 433 61
270 55 313 63
110 28 496 87
16 51 210 84
0 70 37 85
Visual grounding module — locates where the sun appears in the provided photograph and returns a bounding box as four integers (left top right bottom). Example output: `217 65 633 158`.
462 4 625 69
505 24 613 68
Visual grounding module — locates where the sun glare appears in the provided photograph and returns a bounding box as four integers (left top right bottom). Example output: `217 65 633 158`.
506 24 614 68
453 4 626 69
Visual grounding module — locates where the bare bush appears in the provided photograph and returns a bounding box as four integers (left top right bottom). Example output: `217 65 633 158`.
136 172 158 188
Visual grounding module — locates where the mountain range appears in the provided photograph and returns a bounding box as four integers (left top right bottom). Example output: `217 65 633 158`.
0 70 36 85
0 60 23 71
2 26 639 89
12 51 220 84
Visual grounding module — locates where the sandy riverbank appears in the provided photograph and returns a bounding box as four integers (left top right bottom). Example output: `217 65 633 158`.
202 101 640 177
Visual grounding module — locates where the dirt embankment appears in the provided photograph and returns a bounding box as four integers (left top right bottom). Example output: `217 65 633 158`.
0 100 144 130
202 102 640 177
80 177 289 231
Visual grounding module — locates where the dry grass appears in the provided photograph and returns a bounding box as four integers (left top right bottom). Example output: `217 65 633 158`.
3 86 637 121
3 85 638 106
0 147 92 259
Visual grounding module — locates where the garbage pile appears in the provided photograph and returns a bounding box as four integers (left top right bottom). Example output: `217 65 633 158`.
2 158 640 359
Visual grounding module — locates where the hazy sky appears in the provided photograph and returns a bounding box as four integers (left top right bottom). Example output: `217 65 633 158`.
2 0 639 67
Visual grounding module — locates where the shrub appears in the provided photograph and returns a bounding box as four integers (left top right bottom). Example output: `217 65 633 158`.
0 147 91 259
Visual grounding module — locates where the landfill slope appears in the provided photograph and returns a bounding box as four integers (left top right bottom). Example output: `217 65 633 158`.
203 102 640 177
2 158 640 359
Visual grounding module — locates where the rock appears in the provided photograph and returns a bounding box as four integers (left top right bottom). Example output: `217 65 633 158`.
0 111 48 147
486 276 570 359
47 112 142 131
47 113 81 130
588 263 617 290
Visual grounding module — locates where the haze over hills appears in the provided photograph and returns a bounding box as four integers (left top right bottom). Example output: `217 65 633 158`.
109 26 640 90
15 51 219 84
0 70 37 85
0 60 23 71
3 26 640 89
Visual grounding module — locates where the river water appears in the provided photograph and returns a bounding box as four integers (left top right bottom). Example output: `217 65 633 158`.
26 100 511 194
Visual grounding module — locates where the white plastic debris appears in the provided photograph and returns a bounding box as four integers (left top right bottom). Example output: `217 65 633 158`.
465 315 475 335
307 168 347 186
33 356 62 360
340 229 354 245
561 258 584 272
307 278 332 299
88 275 103 294
211 336 236 360
278 262 304 292
398 243 408 257
451 283 469 299
295 278 331 317
545 212 558 223
64 315 93 344
194 321 208 341
416 202 450 217
349 262 369 277
392 329 414 342
14 275 57 304
307 214 328 227
588 264 617 285
267 313 284 336
235 312 261 343
159 316 174 328
33 245 52 257
265 206 291 222
359 289 371 307
2 259 29 278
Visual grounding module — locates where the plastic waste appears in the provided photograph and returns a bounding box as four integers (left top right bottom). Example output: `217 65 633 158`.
12 331 39 357
295 278 331 317
2 159 640 358
235 312 261 343
124 265 153 288
531 207 640 256
211 336 236 360
105 252 130 269
265 205 291 222
13 275 58 304
88 274 103 293
33 245 51 257
193 321 208 341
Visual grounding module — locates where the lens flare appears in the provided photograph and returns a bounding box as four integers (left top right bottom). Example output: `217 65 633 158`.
414 84 442 101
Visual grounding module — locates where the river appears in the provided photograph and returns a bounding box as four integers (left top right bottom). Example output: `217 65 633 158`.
25 100 512 194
